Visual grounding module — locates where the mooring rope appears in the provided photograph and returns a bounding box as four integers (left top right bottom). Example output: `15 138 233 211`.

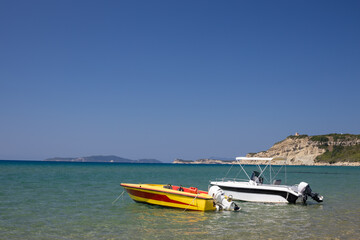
112 191 125 205
183 193 200 212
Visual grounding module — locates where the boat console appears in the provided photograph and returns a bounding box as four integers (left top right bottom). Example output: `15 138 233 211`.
250 171 264 184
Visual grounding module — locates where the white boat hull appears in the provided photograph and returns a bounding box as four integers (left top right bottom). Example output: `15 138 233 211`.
210 181 300 203
222 189 289 203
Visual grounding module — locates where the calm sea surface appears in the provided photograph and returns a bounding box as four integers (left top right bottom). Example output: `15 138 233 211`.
0 161 359 239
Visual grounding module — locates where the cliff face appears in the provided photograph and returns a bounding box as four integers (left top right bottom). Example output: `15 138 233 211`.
247 137 324 165
247 135 360 165
173 134 360 166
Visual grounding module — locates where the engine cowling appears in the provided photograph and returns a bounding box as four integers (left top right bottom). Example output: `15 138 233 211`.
298 182 323 204
208 186 240 211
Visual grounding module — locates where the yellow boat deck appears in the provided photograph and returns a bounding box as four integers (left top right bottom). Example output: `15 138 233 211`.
121 183 216 211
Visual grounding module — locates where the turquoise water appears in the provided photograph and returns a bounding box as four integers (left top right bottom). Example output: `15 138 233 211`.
1 161 359 239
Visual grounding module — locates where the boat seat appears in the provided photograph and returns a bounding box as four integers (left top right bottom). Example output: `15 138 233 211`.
189 187 198 194
251 171 260 181
273 179 281 185
163 184 173 189
259 177 264 184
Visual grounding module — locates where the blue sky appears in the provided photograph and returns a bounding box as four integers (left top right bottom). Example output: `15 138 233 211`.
1 0 359 162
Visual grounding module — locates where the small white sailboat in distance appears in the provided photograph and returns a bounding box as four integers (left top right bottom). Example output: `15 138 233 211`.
210 157 323 204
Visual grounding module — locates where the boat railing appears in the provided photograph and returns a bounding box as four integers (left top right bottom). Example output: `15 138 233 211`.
212 177 249 182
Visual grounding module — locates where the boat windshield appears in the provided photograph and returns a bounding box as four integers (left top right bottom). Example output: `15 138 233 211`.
221 157 287 184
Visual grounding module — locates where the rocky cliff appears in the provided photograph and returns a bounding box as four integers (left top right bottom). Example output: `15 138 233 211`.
247 134 360 165
173 134 360 166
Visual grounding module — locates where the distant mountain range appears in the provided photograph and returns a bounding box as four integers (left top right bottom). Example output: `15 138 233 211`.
44 155 162 163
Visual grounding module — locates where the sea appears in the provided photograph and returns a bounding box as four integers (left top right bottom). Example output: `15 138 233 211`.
0 161 359 240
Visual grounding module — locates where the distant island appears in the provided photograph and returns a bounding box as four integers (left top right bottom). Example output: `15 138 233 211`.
173 158 235 164
45 155 162 163
174 133 360 166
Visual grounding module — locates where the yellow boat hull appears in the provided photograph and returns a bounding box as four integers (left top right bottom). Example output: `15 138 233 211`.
121 183 216 211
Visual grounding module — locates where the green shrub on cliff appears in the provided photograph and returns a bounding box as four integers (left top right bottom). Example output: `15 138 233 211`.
310 135 329 142
287 134 308 139
315 145 360 163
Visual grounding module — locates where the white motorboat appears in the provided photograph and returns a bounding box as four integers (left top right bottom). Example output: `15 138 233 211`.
210 157 323 204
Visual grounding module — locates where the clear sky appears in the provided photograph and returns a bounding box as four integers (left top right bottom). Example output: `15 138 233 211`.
1 0 359 162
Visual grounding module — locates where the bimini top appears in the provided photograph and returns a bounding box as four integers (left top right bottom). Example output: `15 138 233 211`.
235 157 286 161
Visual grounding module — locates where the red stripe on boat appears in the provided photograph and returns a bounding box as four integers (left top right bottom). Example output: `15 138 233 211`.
126 188 196 206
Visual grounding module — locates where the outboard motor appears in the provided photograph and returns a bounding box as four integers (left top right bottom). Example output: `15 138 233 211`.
298 182 324 204
208 186 240 211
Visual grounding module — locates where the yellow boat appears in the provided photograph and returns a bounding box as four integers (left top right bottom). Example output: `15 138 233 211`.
121 183 218 211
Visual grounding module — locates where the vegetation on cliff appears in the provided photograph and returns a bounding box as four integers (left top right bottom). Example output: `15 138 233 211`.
315 145 360 164
285 133 360 142
288 133 360 164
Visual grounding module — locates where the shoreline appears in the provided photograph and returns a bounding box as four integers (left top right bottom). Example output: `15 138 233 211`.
1 159 359 166
173 160 360 166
